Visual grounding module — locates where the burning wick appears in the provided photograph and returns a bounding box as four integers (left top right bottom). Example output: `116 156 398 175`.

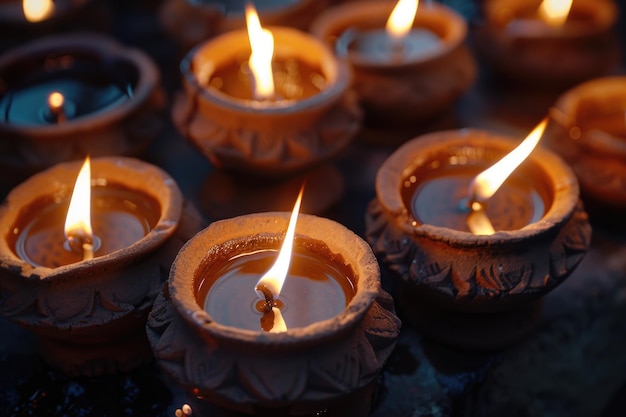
466 119 548 235
254 185 305 333
64 156 95 261
256 283 277 312
48 91 66 123
386 0 419 54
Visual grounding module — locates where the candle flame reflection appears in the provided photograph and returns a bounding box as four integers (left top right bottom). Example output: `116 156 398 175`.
245 3 275 100
255 186 304 301
23 0 54 22
538 0 573 28
64 156 94 260
270 307 287 333
467 119 547 235
386 0 419 41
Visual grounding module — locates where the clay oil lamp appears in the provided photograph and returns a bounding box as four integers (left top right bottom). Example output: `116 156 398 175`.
365 121 592 350
0 33 164 186
0 156 202 377
147 189 401 416
159 0 332 52
476 0 620 89
311 0 476 141
173 4 360 215
0 0 109 52
545 76 626 223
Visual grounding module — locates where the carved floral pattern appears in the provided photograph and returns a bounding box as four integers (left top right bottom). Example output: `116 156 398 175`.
146 288 400 411
0 201 203 335
173 91 362 175
365 199 592 305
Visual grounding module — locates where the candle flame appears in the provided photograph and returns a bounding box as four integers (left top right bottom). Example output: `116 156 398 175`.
255 186 304 300
48 91 64 112
23 0 54 22
469 119 547 204
386 0 419 41
537 0 573 28
245 3 275 100
64 157 93 255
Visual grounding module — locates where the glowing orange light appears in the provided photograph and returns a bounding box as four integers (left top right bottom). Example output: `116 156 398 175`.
64 156 94 260
467 119 548 235
538 0 573 28
23 0 54 22
386 0 419 42
48 91 64 112
245 3 275 100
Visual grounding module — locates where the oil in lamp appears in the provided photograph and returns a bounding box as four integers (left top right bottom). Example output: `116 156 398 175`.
365 122 591 349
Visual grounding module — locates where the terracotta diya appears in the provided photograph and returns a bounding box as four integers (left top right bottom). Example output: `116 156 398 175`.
147 207 401 416
546 76 626 222
365 126 592 349
0 33 164 185
172 7 360 178
476 0 620 88
310 0 476 140
0 157 202 377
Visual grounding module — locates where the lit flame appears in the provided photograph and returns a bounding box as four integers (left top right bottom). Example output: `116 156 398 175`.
386 0 419 42
537 0 573 28
64 156 94 260
469 119 547 204
245 3 275 100
48 91 64 112
23 0 54 22
255 187 304 300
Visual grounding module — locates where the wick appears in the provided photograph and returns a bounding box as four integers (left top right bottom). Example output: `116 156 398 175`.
48 92 66 124
66 234 95 261
467 198 485 213
53 108 67 124
255 283 275 313
260 308 275 332
82 242 94 261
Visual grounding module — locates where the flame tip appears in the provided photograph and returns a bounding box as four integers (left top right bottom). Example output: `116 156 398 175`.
386 0 419 40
